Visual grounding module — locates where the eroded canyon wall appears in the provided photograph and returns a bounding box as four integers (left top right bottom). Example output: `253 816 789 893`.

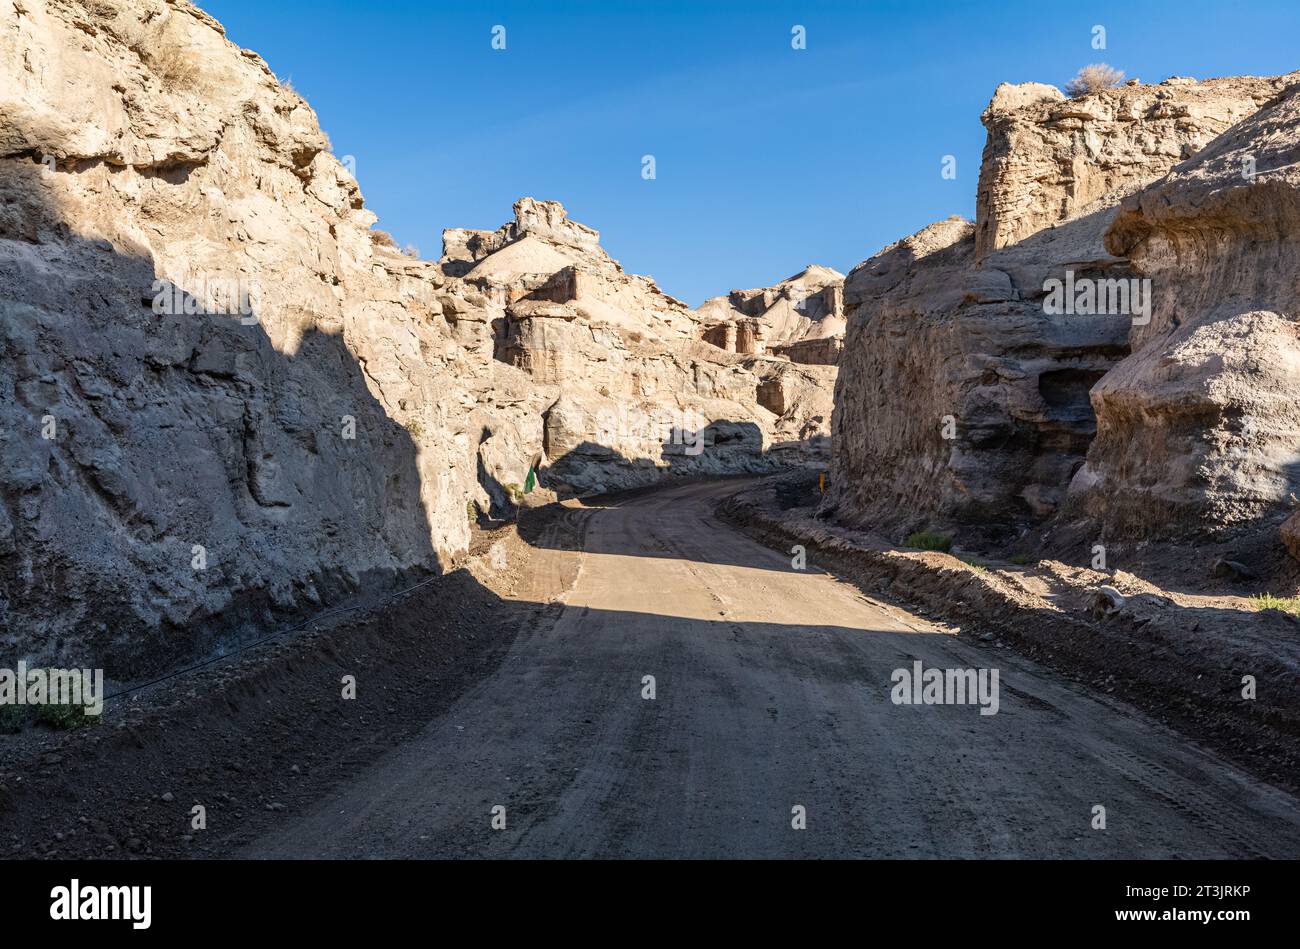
828 72 1296 547
1067 81 1300 548
0 0 834 669
695 264 846 366
441 199 834 495
0 0 570 670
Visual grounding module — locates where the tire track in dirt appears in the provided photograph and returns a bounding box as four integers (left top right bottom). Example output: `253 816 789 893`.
243 479 1300 858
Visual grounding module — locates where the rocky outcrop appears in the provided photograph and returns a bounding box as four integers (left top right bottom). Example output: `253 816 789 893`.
1065 78 1300 545
442 200 834 495
828 73 1297 544
696 264 845 365
975 76 1284 257
0 0 558 671
828 210 1131 540
0 0 831 670
442 196 605 276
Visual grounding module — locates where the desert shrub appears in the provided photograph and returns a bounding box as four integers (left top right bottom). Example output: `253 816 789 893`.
31 702 97 731
403 419 424 439
1251 593 1300 615
905 531 952 553
150 42 199 91
1008 553 1032 565
467 500 479 521
1065 64 1126 98
369 230 398 248
504 483 525 504
0 704 24 735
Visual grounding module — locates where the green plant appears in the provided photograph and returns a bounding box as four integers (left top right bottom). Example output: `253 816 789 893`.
962 558 988 573
0 704 25 735
467 500 479 521
504 483 525 504
1251 593 1300 615
404 419 424 439
1008 553 1031 565
905 531 952 553
31 702 97 731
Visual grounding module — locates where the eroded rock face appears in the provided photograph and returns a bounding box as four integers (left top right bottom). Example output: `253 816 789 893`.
442 200 833 494
696 265 846 365
0 0 544 670
0 0 834 668
828 74 1295 542
975 76 1285 258
1065 79 1300 544
827 213 1130 540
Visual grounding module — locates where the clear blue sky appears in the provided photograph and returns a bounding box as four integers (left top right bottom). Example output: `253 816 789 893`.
205 0 1298 305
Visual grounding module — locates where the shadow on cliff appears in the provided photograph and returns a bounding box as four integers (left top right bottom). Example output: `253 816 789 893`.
540 418 821 495
0 154 452 679
538 418 775 496
828 202 1132 550
0 153 824 684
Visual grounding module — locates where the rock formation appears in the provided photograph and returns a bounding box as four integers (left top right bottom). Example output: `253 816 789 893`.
0 0 546 670
440 199 834 496
975 76 1279 258
0 0 833 670
828 71 1298 548
696 264 845 365
1067 79 1300 547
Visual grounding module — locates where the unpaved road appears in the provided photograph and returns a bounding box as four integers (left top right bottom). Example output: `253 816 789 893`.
246 480 1300 858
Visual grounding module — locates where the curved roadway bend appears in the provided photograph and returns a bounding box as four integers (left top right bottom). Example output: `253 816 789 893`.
246 480 1300 858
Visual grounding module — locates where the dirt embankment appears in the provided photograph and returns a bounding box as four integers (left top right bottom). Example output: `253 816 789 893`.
0 503 590 859
720 473 1300 796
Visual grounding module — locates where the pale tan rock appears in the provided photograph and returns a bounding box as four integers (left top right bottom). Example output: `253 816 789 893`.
828 74 1296 542
0 0 539 668
1281 512 1300 562
1091 585 1126 619
827 206 1132 540
1065 79 1300 542
696 264 845 365
975 75 1289 258
0 1 841 668
440 198 835 494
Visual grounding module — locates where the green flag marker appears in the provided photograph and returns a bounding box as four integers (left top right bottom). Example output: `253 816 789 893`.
523 465 536 494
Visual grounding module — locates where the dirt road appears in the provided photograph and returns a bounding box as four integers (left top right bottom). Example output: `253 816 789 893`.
245 480 1300 858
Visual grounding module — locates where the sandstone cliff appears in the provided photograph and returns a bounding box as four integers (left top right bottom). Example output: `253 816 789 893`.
828 72 1297 550
1067 79 1300 551
0 0 833 670
0 0 504 671
441 199 834 496
975 75 1278 257
695 264 846 366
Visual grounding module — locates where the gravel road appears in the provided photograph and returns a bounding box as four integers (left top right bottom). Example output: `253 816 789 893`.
245 480 1300 858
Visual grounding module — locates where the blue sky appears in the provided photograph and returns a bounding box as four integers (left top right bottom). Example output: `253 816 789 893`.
206 0 1299 304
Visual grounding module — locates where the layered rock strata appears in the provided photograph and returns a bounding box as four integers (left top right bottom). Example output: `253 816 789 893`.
828 73 1296 547
696 264 845 365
